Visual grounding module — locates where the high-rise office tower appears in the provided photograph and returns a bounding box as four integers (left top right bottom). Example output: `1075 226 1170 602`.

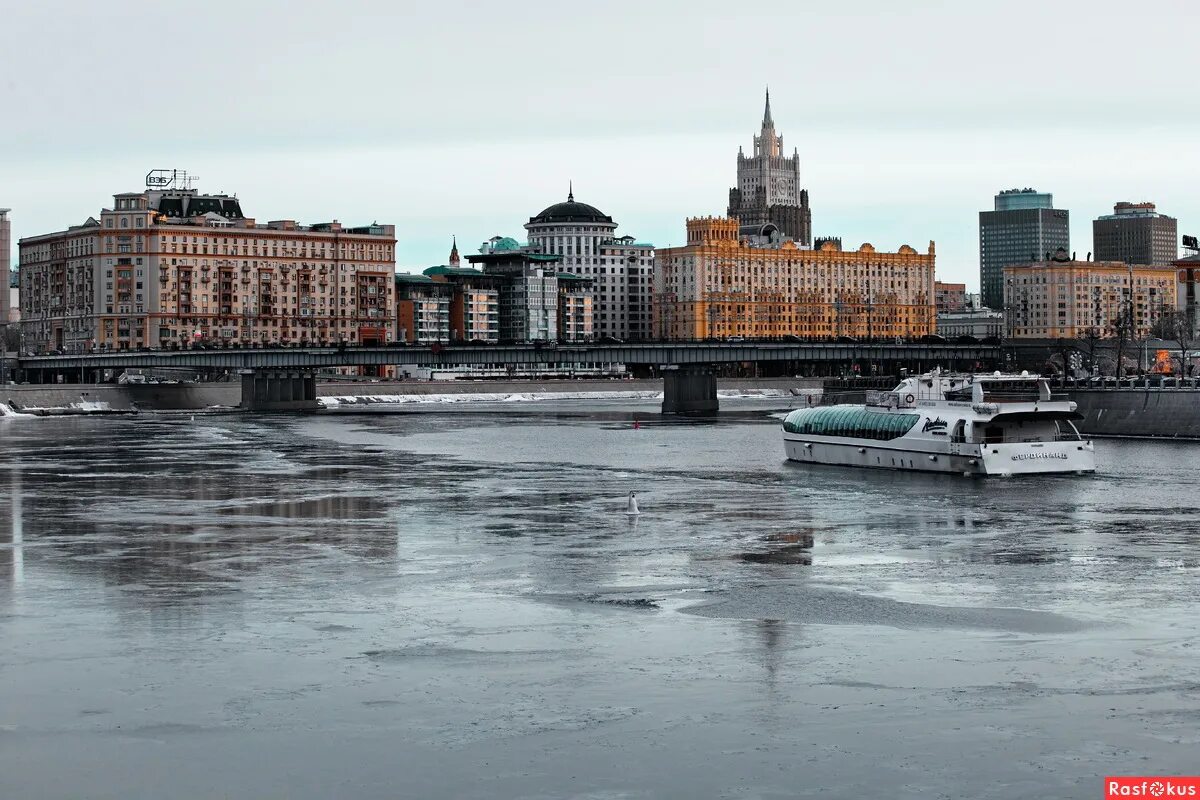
1093 202 1177 267
979 189 1069 309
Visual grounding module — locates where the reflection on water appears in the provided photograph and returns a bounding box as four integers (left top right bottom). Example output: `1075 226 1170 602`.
2 409 1198 605
1 466 23 589
0 403 1199 799
738 529 815 565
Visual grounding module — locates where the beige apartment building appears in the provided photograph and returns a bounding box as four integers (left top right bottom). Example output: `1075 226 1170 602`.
1002 256 1176 339
18 184 395 353
653 217 936 340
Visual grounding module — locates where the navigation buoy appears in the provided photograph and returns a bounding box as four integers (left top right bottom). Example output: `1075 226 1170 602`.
626 491 641 515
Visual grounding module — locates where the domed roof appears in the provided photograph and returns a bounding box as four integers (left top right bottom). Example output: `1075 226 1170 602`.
528 190 613 226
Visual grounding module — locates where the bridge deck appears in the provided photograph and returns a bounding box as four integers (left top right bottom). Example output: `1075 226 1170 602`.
17 342 1002 371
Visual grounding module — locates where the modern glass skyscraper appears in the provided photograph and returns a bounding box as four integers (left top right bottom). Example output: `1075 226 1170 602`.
979 189 1069 310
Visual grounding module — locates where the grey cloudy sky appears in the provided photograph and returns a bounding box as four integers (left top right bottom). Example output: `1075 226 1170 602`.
3 0 1198 289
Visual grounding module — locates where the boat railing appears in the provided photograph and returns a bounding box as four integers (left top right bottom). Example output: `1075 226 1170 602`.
979 391 1040 403
979 391 1071 403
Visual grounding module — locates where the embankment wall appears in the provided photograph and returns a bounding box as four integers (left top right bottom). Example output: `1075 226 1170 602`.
7 380 1200 438
1071 389 1200 439
2 377 822 412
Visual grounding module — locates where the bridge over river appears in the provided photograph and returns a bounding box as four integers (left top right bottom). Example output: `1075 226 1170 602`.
13 341 1006 413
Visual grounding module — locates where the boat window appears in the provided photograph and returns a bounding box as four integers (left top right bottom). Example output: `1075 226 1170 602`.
1056 421 1082 441
782 407 921 441
950 420 966 443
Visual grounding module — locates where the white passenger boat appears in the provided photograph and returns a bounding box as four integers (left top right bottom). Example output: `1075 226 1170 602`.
782 371 1095 476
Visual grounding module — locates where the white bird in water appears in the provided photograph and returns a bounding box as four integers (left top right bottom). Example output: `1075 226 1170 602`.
626 491 640 516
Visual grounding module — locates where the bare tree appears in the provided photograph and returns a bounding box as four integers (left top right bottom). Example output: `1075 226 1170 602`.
1109 300 1136 379
1150 311 1196 376
1076 327 1104 378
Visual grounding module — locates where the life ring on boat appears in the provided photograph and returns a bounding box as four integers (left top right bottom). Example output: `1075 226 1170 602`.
904 393 915 405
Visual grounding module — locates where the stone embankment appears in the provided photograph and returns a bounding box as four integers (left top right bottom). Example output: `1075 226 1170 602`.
1 377 821 413
11 378 1196 438
1071 388 1200 439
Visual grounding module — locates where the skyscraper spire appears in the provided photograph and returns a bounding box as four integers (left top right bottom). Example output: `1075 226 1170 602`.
568 180 574 202
763 86 773 127
449 235 460 267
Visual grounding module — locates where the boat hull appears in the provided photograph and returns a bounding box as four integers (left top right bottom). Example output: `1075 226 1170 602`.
782 435 1095 476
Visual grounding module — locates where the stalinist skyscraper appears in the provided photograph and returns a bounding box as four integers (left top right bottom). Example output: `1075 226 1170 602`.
727 89 812 245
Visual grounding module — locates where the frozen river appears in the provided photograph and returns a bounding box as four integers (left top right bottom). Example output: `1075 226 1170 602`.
2 398 1198 799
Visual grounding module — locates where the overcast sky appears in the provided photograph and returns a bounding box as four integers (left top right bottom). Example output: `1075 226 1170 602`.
3 0 1198 290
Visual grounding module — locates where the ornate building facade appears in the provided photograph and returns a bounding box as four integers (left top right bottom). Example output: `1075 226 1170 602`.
18 183 395 353
653 218 935 341
727 90 812 245
1002 255 1175 339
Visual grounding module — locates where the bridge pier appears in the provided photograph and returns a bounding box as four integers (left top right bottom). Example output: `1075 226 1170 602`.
662 365 718 415
240 370 319 412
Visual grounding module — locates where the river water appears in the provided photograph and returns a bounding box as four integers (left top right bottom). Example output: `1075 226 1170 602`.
1 398 1198 799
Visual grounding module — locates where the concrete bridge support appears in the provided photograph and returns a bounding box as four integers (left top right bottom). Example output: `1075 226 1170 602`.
662 365 719 415
240 370 319 412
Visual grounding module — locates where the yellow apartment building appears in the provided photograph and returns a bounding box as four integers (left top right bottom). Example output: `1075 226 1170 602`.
652 217 936 340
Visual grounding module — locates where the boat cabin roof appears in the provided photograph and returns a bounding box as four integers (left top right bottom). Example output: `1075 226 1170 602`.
867 371 1062 410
